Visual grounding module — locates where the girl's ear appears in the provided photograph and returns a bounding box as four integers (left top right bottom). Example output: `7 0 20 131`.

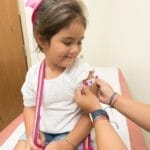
34 31 48 51
36 33 46 49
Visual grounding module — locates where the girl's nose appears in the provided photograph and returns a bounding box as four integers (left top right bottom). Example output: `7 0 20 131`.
70 45 80 53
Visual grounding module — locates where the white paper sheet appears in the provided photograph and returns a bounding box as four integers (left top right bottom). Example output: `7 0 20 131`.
0 123 25 150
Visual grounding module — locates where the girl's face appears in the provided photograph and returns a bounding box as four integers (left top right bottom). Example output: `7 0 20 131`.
42 19 85 69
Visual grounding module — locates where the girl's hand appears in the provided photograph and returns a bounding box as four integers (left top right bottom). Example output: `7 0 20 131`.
96 79 114 104
27 131 45 150
45 140 75 150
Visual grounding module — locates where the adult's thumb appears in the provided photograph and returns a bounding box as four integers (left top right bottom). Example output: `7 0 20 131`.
83 85 91 94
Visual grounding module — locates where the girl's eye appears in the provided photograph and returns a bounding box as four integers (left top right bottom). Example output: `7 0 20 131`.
63 41 73 46
62 40 82 46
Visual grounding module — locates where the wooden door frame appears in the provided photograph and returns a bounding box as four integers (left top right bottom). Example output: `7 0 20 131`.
17 0 32 67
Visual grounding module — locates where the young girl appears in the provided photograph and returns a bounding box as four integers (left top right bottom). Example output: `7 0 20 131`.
15 0 96 149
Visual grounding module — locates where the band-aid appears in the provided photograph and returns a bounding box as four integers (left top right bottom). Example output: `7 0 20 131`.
84 78 96 86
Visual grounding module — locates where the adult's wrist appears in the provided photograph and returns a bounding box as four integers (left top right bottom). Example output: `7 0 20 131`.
89 109 109 123
109 92 120 107
93 115 109 126
113 94 122 108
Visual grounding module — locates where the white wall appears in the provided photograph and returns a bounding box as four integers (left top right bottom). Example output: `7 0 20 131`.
82 0 112 67
19 0 150 104
109 0 150 103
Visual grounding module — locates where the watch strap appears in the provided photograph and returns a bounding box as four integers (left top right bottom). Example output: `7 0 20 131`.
90 109 109 122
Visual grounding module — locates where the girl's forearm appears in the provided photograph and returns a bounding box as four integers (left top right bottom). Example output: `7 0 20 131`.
66 113 92 147
23 106 35 137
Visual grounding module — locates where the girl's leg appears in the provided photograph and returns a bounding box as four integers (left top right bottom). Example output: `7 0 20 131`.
14 133 27 150
14 141 27 150
45 132 82 150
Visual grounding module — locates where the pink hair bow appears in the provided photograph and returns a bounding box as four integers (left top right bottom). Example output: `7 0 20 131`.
25 0 43 24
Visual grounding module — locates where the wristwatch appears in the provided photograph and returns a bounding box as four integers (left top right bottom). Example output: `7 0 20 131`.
89 109 109 122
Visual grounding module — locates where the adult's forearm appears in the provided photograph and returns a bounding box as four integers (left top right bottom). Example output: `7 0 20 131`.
114 95 150 131
94 118 127 150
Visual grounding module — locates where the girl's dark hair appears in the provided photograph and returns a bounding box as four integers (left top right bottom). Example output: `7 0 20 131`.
33 0 87 49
